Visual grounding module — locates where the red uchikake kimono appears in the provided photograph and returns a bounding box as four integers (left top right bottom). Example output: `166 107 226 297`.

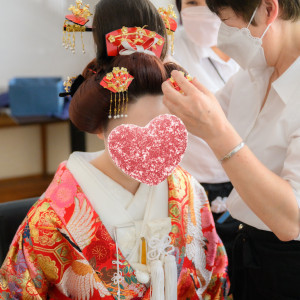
0 163 229 299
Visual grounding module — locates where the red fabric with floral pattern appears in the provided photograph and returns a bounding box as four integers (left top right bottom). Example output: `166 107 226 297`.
0 163 229 299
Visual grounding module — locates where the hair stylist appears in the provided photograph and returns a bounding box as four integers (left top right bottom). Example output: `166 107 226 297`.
174 0 239 203
174 0 240 279
162 0 300 298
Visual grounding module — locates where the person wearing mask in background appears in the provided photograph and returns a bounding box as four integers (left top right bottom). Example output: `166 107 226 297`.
163 0 300 298
174 0 239 93
174 0 240 279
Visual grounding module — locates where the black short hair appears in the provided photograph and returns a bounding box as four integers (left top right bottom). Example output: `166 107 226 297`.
206 0 300 22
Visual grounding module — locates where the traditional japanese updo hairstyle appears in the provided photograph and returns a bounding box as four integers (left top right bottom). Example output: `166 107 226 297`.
69 53 183 134
69 0 177 134
84 0 168 77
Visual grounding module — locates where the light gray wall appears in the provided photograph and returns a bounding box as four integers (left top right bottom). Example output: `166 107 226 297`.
0 0 175 91
0 0 99 92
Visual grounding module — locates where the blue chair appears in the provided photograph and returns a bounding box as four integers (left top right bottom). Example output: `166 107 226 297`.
0 197 38 265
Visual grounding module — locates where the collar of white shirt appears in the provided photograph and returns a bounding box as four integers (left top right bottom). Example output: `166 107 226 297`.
272 56 300 105
175 26 234 65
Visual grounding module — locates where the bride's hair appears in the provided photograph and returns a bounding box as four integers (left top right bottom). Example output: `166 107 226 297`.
86 0 168 76
69 53 184 134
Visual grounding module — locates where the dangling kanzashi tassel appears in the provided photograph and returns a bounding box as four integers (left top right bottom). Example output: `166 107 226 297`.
117 92 122 118
169 30 175 56
114 93 117 119
124 91 129 118
108 92 113 119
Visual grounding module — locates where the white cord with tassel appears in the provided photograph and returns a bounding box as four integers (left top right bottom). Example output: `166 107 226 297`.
164 254 177 300
147 235 176 300
149 260 165 300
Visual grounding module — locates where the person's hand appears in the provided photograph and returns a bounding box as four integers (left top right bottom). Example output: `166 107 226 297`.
162 70 242 159
162 71 228 142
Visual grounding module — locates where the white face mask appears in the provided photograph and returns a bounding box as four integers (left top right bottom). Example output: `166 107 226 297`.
217 7 272 70
181 6 221 48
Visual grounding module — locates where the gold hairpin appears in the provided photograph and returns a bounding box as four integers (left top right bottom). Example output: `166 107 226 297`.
62 0 92 54
168 71 193 94
158 5 178 55
63 76 77 93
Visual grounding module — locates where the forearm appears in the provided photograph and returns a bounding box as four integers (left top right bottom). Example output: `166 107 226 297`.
208 127 300 241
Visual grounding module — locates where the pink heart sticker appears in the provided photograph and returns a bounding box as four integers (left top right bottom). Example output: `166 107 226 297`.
108 114 188 185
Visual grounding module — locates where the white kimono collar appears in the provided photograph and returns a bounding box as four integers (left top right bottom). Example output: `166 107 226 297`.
66 151 168 237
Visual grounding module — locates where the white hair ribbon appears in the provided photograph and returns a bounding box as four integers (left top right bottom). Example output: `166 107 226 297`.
119 38 159 56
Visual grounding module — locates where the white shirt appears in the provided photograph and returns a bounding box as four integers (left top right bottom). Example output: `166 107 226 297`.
174 26 239 183
217 57 300 236
66 151 169 263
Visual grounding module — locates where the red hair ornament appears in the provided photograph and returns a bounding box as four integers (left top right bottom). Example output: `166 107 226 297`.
65 0 91 26
106 27 165 58
168 72 193 94
100 67 134 119
108 114 188 186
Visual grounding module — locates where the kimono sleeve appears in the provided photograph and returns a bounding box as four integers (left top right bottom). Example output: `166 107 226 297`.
0 216 50 299
0 200 79 299
190 178 230 299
